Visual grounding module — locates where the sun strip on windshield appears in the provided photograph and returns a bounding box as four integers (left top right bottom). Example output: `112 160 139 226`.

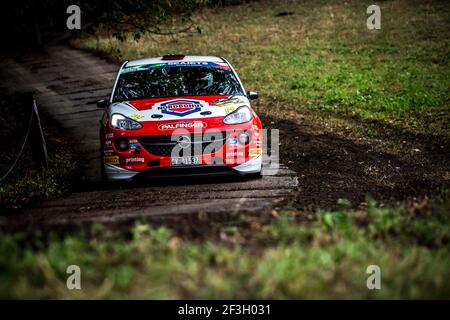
121 61 230 74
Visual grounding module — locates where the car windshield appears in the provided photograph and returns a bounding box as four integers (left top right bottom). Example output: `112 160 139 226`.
113 63 244 102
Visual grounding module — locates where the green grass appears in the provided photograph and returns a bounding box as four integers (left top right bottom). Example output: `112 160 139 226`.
73 0 450 140
1 191 449 299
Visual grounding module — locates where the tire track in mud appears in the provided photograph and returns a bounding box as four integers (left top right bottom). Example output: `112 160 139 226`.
0 45 298 229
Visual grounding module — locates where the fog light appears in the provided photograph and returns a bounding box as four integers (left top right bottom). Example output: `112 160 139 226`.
238 131 251 145
115 138 129 151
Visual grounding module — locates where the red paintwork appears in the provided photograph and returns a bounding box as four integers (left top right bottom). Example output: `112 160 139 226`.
100 96 263 173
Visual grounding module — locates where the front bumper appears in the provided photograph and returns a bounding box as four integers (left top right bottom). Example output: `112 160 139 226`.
104 164 139 181
104 156 262 181
101 121 263 182
232 155 262 174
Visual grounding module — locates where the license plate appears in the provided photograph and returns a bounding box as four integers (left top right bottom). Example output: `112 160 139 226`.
170 156 200 166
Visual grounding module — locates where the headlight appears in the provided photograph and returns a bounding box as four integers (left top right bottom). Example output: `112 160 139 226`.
110 113 142 130
223 106 253 124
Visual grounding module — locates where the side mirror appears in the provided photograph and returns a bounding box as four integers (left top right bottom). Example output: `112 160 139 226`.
97 99 108 108
247 91 258 100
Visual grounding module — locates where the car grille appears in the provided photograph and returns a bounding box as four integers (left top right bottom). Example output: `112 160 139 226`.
138 132 229 157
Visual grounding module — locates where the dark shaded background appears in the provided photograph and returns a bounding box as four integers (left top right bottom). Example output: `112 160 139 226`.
0 0 248 51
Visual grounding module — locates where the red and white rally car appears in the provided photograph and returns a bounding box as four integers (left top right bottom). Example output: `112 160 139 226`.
97 55 262 181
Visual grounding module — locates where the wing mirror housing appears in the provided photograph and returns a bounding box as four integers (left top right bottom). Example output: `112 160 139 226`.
97 99 108 108
247 91 258 100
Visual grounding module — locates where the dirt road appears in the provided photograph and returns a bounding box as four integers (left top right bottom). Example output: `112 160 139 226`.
0 45 298 229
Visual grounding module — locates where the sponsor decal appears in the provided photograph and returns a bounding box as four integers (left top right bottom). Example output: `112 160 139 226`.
104 156 119 165
128 139 139 150
126 139 140 150
165 61 229 69
147 63 166 69
226 151 244 158
125 157 145 164
104 149 114 156
129 114 144 120
105 133 114 139
158 121 207 130
224 106 236 114
168 61 209 66
121 62 229 74
213 96 245 107
105 140 112 147
121 65 143 74
228 138 238 145
249 148 262 157
157 99 204 117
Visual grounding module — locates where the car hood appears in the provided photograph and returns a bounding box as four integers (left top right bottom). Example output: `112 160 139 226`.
108 95 250 122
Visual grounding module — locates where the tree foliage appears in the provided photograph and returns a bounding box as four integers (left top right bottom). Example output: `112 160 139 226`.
83 0 202 42
1 0 206 48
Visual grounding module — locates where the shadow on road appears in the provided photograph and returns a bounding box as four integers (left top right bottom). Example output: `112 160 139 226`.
83 173 262 192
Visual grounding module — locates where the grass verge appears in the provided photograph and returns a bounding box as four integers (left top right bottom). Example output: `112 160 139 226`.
1 191 449 299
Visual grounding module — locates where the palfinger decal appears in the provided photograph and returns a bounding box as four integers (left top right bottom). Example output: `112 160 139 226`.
158 121 207 130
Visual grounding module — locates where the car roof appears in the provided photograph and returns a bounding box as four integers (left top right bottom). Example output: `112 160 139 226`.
125 56 225 67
